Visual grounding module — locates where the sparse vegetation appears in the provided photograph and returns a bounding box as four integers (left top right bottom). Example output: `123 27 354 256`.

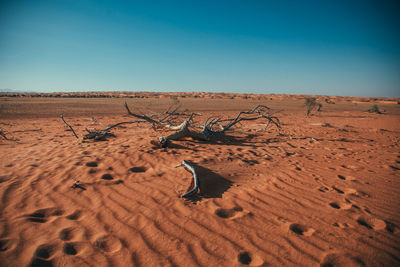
367 104 382 114
304 97 322 116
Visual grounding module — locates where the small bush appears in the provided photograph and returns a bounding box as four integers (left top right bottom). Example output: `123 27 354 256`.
367 104 382 114
304 97 322 116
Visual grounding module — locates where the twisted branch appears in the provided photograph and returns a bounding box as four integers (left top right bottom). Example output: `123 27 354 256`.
176 160 199 198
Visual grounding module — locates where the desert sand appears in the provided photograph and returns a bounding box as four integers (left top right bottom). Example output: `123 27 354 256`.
0 94 399 266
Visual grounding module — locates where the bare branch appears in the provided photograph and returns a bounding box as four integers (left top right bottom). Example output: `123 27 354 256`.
103 120 145 132
125 102 197 131
61 114 79 139
124 102 159 125
176 160 199 198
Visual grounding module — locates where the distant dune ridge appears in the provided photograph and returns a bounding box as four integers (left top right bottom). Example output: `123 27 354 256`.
0 94 399 266
0 91 399 103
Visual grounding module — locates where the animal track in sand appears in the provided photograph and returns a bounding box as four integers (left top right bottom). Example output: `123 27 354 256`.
214 207 249 219
289 223 315 236
318 186 330 193
385 221 398 233
129 166 147 173
344 188 369 198
356 215 386 231
35 243 57 259
25 208 64 223
93 235 122 253
238 251 252 265
237 251 264 266
59 227 84 241
0 238 17 252
66 210 82 220
320 252 365 267
337 174 358 182
63 243 78 255
86 161 98 167
101 173 113 180
29 243 58 267
332 186 344 194
329 202 352 210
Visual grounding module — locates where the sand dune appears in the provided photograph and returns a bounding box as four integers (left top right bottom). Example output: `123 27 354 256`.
1 95 399 266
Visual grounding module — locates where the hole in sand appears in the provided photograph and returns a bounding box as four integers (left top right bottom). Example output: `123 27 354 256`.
385 222 397 233
35 244 55 259
26 209 50 223
329 202 352 210
66 210 81 220
29 210 46 218
215 208 235 218
332 186 344 194
318 186 330 192
129 166 147 173
51 209 64 216
0 239 14 252
337 174 346 180
329 202 340 209
233 207 243 212
356 216 386 231
86 162 98 167
27 217 47 223
238 251 252 265
289 223 315 236
63 243 77 255
101 174 113 180
59 228 74 241
29 258 53 267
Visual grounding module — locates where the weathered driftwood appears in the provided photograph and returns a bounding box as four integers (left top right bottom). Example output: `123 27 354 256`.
125 103 281 147
176 160 199 198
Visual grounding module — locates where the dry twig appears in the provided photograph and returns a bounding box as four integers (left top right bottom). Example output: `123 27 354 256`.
61 114 79 139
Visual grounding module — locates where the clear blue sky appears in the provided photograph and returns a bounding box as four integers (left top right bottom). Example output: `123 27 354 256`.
1 0 399 97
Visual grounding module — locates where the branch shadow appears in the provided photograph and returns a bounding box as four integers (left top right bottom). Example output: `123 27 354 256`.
183 161 232 202
181 133 266 148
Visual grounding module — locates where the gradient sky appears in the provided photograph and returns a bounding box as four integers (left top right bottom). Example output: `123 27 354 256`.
0 0 399 97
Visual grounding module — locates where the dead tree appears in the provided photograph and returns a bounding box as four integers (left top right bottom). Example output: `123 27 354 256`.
124 102 281 147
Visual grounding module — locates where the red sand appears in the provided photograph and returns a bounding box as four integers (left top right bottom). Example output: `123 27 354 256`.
1 94 399 266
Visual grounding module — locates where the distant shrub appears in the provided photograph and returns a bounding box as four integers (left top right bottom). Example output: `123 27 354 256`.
304 97 322 116
367 104 382 114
